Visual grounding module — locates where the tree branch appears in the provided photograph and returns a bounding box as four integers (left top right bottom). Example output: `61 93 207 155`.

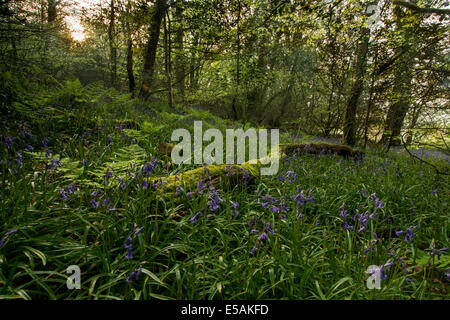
393 1 450 16
400 134 449 175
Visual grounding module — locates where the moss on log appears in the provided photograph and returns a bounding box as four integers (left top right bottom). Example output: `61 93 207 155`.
150 162 261 194
281 143 364 159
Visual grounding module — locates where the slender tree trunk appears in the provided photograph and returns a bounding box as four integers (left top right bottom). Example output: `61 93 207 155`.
125 0 135 95
139 0 167 99
108 0 117 88
47 0 57 23
189 35 198 90
342 26 370 146
231 0 241 121
174 0 185 101
164 13 174 109
126 28 135 95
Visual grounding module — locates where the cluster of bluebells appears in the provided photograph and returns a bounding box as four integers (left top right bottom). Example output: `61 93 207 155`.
42 138 52 158
152 177 169 191
0 229 18 248
363 232 379 255
126 261 149 283
231 201 239 215
143 157 161 176
208 186 223 211
0 153 24 175
224 165 251 187
427 242 448 266
291 187 314 220
124 223 145 260
340 204 377 233
78 159 88 167
369 193 384 210
277 170 296 184
89 190 115 211
258 194 277 209
250 221 274 256
60 184 76 201
46 158 61 170
395 226 416 243
387 252 408 276
368 260 395 282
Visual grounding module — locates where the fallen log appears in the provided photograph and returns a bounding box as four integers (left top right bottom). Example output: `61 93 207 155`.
149 162 261 194
281 143 364 159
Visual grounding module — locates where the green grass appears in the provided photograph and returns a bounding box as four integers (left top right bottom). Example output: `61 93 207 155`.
0 87 449 300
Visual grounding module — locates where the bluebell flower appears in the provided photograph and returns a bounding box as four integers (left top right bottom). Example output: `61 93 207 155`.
198 179 205 193
343 221 353 231
231 201 239 215
125 237 132 249
0 229 18 248
126 271 136 282
210 199 219 211
125 247 133 260
91 199 99 208
134 226 144 237
191 212 200 223
264 222 274 235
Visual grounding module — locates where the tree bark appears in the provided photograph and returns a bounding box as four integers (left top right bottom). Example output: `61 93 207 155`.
174 0 185 101
108 0 117 88
47 0 58 23
139 0 168 99
164 13 174 109
380 4 417 147
342 26 370 146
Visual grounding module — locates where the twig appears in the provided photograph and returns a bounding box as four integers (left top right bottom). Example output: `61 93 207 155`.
400 134 449 175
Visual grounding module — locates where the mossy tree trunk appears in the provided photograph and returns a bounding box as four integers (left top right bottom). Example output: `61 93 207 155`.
139 0 167 99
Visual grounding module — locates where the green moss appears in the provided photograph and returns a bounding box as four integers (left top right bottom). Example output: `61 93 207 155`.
151 161 261 194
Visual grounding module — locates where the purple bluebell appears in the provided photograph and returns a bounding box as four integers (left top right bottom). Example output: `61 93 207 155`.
91 199 99 208
0 229 18 248
191 212 200 223
231 201 239 215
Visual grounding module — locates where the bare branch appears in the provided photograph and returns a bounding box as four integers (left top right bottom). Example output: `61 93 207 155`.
400 134 449 175
393 1 450 16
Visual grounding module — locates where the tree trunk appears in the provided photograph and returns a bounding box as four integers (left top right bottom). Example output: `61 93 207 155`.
174 1 185 101
164 13 174 109
47 0 57 23
126 29 135 95
189 35 199 90
342 26 370 146
380 4 417 147
139 0 167 99
108 0 117 88
125 0 135 95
